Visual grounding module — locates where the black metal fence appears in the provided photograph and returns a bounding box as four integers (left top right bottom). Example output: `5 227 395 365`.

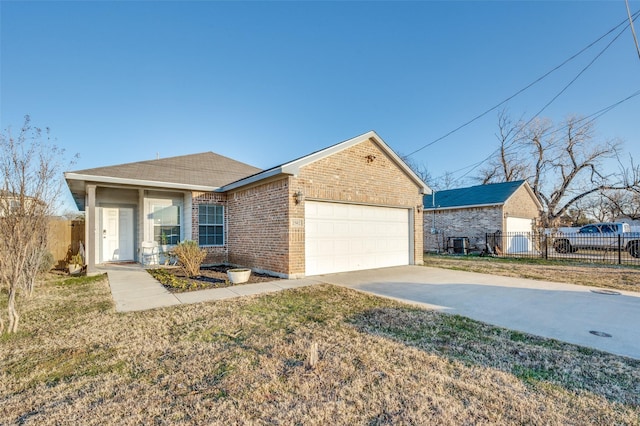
485 231 640 266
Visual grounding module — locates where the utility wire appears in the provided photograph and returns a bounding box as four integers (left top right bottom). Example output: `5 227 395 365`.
452 17 640 182
406 9 640 158
448 89 640 182
522 18 634 128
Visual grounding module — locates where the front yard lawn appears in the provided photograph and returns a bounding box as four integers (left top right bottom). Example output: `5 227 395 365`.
1 273 639 424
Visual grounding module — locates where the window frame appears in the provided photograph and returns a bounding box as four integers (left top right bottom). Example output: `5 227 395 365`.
198 204 225 247
151 203 181 246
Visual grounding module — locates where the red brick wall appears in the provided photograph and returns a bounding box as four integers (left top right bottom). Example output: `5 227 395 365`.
290 137 424 275
192 192 227 265
190 137 425 277
226 178 291 276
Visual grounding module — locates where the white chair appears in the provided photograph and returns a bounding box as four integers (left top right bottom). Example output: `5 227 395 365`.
140 241 159 266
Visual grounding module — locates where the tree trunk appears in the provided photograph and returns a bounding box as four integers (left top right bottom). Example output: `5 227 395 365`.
7 284 19 334
27 275 36 298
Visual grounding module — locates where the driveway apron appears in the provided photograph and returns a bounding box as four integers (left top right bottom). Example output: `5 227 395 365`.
317 265 640 360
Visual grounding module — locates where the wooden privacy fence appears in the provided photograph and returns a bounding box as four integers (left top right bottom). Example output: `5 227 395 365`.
47 218 84 269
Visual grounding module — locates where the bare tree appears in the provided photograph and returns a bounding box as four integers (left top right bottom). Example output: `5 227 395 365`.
480 113 640 228
400 154 432 185
0 116 73 333
400 154 461 191
579 193 615 222
601 190 640 220
478 111 531 184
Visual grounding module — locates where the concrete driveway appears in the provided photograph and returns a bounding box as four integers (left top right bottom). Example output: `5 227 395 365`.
318 265 640 360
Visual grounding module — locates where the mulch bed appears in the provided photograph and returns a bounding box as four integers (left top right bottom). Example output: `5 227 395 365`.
147 265 281 293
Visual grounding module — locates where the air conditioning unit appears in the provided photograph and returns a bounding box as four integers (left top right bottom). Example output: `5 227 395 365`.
448 237 469 254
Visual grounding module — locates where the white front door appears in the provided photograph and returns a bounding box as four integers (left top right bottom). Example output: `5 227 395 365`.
305 201 410 276
101 207 134 262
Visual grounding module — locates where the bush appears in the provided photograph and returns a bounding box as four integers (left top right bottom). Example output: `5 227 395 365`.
172 240 206 277
38 251 55 274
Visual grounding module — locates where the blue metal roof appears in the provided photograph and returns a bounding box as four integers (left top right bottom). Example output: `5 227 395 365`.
423 180 526 210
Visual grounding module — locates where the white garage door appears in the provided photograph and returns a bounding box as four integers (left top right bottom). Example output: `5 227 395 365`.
305 201 410 275
505 217 533 254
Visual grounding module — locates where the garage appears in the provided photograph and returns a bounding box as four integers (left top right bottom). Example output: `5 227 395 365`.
305 201 411 275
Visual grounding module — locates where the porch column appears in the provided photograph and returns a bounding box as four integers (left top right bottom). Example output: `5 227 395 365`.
86 184 97 275
184 192 192 241
138 189 145 262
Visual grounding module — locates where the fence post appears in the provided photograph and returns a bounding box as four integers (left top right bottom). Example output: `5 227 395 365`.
618 234 622 265
543 234 548 260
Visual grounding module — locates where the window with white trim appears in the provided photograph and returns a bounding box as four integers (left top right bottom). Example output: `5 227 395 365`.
199 204 224 246
152 204 181 245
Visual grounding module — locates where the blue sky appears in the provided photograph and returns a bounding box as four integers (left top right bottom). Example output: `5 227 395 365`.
1 1 639 211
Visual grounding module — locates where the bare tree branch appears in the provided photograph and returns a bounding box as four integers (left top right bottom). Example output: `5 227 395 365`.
484 112 639 227
0 115 74 334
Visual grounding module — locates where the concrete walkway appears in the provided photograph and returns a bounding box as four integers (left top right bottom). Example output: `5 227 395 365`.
99 263 321 313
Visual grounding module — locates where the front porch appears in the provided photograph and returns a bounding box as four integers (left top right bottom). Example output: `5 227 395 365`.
80 185 192 274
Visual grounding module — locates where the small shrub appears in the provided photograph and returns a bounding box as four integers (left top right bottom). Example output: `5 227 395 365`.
147 269 200 291
172 240 206 277
38 250 55 274
69 253 84 266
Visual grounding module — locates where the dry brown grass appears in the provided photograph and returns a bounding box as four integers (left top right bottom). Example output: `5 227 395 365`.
1 273 639 425
425 254 640 292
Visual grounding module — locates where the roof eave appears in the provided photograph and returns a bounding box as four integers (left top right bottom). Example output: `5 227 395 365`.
217 167 290 192
64 172 220 192
225 131 431 194
424 202 505 211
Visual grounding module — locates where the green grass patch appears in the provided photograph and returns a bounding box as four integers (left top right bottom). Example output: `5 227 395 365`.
513 365 557 384
6 345 126 388
425 252 573 267
54 273 108 286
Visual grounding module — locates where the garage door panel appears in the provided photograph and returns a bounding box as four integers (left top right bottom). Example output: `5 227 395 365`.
505 217 533 254
305 201 410 275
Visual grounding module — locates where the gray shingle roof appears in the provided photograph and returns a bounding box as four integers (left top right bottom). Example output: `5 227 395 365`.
423 180 527 209
70 152 261 188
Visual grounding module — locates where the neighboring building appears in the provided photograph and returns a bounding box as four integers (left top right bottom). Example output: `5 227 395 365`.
423 180 541 253
0 190 45 216
614 216 640 226
65 131 430 277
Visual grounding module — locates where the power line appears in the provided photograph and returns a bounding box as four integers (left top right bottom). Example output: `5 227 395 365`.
406 9 640 158
449 16 640 182
444 89 640 182
522 18 634 127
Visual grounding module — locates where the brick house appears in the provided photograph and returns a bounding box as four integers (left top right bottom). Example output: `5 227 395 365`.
423 180 541 253
65 131 430 277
